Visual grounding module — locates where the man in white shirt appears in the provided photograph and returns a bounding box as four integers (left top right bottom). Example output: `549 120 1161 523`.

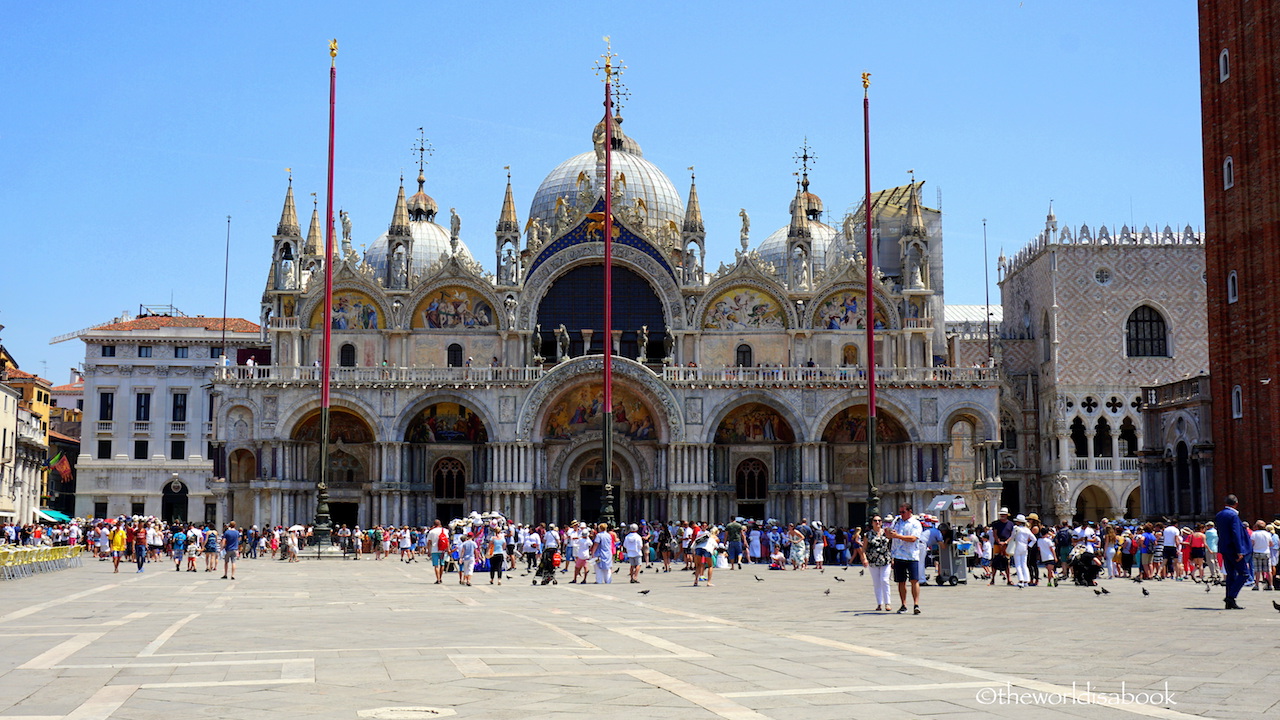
623 524 644 583
885 504 924 615
426 520 449 584
1161 522 1183 580
522 529 542 572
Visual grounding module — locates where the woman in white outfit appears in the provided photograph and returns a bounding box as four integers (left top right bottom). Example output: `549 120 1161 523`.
591 523 614 584
1010 514 1035 587
863 516 892 611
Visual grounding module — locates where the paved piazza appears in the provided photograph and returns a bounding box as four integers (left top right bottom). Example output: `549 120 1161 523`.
0 558 1274 720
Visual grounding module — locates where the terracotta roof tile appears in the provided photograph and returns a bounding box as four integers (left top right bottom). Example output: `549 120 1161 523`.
94 317 260 333
2 367 51 384
48 429 80 445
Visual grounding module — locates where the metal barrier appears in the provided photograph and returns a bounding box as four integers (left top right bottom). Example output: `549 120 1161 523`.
0 545 84 580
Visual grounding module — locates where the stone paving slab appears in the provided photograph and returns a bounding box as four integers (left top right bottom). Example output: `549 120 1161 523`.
0 558 1274 718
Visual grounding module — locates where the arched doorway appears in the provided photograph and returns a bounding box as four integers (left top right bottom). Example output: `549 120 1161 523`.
714 402 797 520
821 405 909 488
229 449 256 483
433 457 466 522
578 455 624 525
161 479 188 523
291 408 374 525
1126 487 1141 519
1074 485 1110 524
735 458 767 521
405 402 487 524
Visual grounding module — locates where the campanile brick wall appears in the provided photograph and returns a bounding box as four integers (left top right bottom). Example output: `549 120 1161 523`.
1200 0 1280 520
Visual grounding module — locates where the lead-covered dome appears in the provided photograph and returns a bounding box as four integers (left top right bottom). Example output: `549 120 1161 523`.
757 221 838 275
363 219 473 277
529 119 685 234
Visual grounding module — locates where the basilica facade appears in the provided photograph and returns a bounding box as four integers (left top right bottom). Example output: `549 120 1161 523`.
210 112 1001 530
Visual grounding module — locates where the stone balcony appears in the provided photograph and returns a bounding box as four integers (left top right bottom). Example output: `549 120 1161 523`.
215 363 998 390
1068 457 1140 472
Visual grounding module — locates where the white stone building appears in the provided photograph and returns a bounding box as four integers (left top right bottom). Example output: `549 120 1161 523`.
73 314 259 522
997 209 1208 523
0 384 21 523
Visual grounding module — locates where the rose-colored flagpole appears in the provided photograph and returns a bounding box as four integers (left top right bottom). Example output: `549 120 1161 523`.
862 72 879 520
315 39 338 548
598 41 617 527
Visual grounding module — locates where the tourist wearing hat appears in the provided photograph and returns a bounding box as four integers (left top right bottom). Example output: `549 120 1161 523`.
1204 521 1220 580
1009 514 1035 588
988 508 1015 586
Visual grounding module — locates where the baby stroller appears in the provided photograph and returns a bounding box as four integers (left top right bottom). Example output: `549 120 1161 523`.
1070 548 1101 586
533 550 560 585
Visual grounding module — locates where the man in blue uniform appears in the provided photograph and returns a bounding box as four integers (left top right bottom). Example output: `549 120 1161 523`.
1214 495 1251 610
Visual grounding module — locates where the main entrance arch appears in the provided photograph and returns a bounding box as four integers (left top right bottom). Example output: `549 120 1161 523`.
403 401 488 525
162 479 188 523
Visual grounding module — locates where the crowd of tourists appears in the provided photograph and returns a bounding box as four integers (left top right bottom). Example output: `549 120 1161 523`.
5 494 1276 612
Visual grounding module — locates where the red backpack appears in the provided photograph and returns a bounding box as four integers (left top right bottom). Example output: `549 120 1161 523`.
437 530 449 552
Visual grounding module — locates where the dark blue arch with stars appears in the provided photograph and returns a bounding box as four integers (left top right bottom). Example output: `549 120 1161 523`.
528 198 676 281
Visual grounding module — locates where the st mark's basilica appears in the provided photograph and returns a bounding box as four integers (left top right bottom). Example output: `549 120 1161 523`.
211 104 1002 530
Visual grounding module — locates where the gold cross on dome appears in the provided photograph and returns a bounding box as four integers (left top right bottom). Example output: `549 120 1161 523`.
593 36 625 84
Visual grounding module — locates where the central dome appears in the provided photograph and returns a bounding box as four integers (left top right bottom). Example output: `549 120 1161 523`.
529 121 685 235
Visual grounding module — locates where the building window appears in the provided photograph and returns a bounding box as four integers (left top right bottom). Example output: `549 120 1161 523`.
1094 268 1111 286
1219 48 1230 81
735 458 768 500
99 391 114 421
735 344 753 368
446 344 464 368
1227 270 1238 303
204 503 217 524
1125 305 1168 357
1223 156 1234 189
134 440 149 460
171 439 186 460
433 457 465 499
339 343 357 367
210 347 224 361
97 439 111 459
175 346 189 359
1041 311 1052 362
135 392 151 422
172 392 187 422
132 502 146 517
101 344 116 357
1232 384 1243 419
93 501 108 518
139 345 153 358
1265 465 1274 493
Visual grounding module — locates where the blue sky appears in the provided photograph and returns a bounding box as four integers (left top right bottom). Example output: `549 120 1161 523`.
1 2 1202 380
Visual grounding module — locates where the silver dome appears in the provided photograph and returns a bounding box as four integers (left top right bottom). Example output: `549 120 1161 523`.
529 150 685 235
363 220 473 277
757 220 838 275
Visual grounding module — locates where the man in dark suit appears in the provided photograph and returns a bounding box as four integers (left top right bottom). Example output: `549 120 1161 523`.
1214 494 1252 609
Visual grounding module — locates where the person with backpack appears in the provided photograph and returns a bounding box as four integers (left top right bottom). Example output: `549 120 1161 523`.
427 520 449 584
